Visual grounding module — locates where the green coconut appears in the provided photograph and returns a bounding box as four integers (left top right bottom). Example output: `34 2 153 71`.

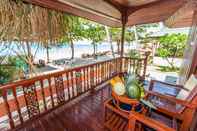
126 81 141 99
124 73 144 100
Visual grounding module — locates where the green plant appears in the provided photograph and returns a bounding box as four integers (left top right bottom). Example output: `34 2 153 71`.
108 28 135 54
0 56 26 84
60 16 84 59
157 33 187 69
83 21 106 59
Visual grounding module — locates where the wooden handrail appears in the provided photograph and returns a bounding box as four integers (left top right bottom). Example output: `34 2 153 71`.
0 57 147 130
0 57 146 90
0 57 120 90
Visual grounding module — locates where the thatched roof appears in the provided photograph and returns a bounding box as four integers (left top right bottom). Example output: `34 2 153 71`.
0 0 68 43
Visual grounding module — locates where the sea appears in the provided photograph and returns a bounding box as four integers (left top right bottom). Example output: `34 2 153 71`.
0 40 137 61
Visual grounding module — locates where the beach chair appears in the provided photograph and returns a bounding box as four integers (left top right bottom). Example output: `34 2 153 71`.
128 88 197 131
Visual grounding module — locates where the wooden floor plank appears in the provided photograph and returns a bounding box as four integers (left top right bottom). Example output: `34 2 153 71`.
19 86 110 131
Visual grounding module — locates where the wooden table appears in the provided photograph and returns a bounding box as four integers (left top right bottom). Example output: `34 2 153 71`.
104 91 154 130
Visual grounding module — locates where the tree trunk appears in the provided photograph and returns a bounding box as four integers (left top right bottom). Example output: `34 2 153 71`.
117 40 120 55
70 39 74 59
105 26 115 58
47 10 52 63
46 45 50 63
166 58 175 69
26 41 33 74
93 43 96 59
165 45 178 69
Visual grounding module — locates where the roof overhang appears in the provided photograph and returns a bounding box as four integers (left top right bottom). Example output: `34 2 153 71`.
164 0 197 28
23 0 196 28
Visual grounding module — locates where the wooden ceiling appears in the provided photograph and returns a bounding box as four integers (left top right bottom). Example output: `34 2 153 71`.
24 0 196 28
164 0 197 28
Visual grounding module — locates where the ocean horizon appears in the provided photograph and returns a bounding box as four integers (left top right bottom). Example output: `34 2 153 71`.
0 40 136 61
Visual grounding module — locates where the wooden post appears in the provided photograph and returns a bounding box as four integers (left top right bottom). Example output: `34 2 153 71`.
120 15 126 57
2 90 15 129
120 11 128 73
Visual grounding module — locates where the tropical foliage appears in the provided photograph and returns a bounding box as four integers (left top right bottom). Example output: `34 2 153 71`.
108 28 135 54
0 56 26 84
133 23 159 47
60 16 84 59
83 21 106 58
157 33 187 68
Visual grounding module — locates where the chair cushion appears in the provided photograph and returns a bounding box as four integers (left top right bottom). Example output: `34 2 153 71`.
184 74 197 91
176 75 197 100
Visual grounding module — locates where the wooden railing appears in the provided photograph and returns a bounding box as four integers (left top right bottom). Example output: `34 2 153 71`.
0 56 148 130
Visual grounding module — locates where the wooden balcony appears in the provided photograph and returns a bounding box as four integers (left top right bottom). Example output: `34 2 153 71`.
0 56 148 131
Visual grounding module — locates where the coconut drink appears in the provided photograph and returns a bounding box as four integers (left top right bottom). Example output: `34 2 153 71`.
124 73 144 100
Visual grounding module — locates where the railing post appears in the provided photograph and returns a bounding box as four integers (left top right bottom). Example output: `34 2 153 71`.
2 90 15 129
90 65 95 93
48 78 55 108
75 70 82 95
12 88 24 124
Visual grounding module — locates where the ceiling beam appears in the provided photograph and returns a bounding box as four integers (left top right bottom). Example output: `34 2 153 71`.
23 0 121 27
58 0 120 20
